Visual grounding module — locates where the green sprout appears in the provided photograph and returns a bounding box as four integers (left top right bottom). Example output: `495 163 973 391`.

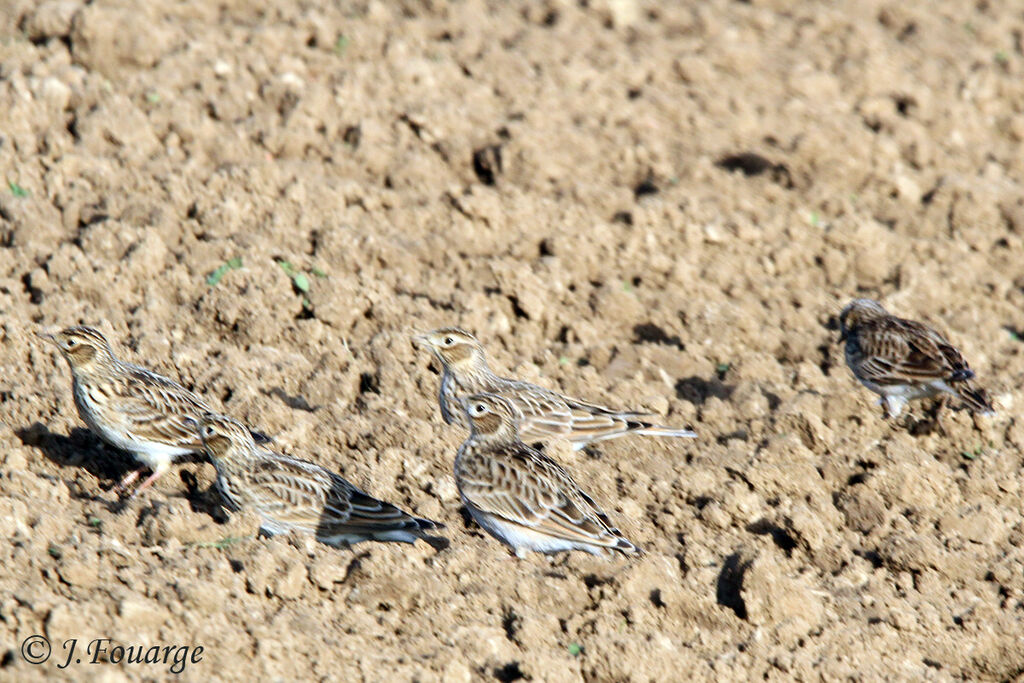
960 446 983 461
88 517 102 528
995 51 1009 64
334 35 350 55
277 260 311 293
559 356 570 366
716 362 731 376
206 257 243 286
9 181 28 198
809 211 821 227
311 266 327 278
568 643 582 657
186 536 247 550
48 544 62 559
145 91 161 104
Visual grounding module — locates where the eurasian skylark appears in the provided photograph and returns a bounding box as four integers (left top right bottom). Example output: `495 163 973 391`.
413 328 695 449
197 412 446 549
455 392 640 558
838 299 994 418
39 325 269 496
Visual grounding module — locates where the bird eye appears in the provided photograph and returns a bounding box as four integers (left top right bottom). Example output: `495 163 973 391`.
443 336 454 346
66 338 77 347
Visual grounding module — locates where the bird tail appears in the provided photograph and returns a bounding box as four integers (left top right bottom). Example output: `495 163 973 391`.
630 423 698 439
413 517 450 551
612 536 643 556
955 382 995 416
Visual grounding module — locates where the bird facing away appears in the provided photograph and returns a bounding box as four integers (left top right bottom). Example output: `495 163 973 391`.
838 299 994 418
412 327 696 450
455 392 640 558
197 412 447 549
39 325 270 497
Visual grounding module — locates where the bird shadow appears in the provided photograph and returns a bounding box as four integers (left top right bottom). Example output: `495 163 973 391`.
16 423 136 493
15 422 222 516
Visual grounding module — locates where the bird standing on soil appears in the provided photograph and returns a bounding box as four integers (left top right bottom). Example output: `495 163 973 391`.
38 325 269 497
837 299 994 419
196 412 447 549
412 328 696 449
455 392 640 558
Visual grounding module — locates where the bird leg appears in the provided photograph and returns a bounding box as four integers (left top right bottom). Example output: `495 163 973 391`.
130 466 169 498
113 469 142 496
931 395 949 437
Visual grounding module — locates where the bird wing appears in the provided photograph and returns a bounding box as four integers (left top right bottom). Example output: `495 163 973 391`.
246 453 427 538
459 441 623 547
505 382 653 445
855 318 969 385
115 363 210 449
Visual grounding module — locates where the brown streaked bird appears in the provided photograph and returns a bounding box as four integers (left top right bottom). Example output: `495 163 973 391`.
455 392 640 558
412 327 696 449
38 325 270 497
838 299 994 418
197 412 446 549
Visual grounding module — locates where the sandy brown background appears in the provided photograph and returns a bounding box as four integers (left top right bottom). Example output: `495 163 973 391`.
2 0 1024 680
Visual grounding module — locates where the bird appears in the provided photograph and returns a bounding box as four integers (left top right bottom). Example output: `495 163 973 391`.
196 412 447 549
38 325 271 497
412 327 696 450
837 299 994 418
454 392 640 558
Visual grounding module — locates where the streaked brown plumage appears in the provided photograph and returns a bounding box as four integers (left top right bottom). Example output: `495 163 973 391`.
455 392 639 557
197 412 446 549
838 299 994 417
38 325 270 496
412 327 695 449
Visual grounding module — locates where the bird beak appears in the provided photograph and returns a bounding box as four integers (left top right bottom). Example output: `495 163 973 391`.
36 330 57 345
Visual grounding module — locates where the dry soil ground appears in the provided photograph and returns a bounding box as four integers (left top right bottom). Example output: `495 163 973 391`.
2 0 1024 681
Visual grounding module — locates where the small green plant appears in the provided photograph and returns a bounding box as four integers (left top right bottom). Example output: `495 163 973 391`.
567 643 582 657
278 260 318 312
88 517 102 528
186 536 247 550
559 356 570 366
48 544 62 559
145 91 161 104
960 446 983 461
277 260 311 293
621 280 633 292
809 211 821 227
716 362 731 377
995 50 1009 64
206 257 243 286
9 181 28 198
334 35 350 55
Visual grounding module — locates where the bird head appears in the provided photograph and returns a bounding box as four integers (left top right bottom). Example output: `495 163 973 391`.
412 327 487 372
38 326 114 372
838 299 887 343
